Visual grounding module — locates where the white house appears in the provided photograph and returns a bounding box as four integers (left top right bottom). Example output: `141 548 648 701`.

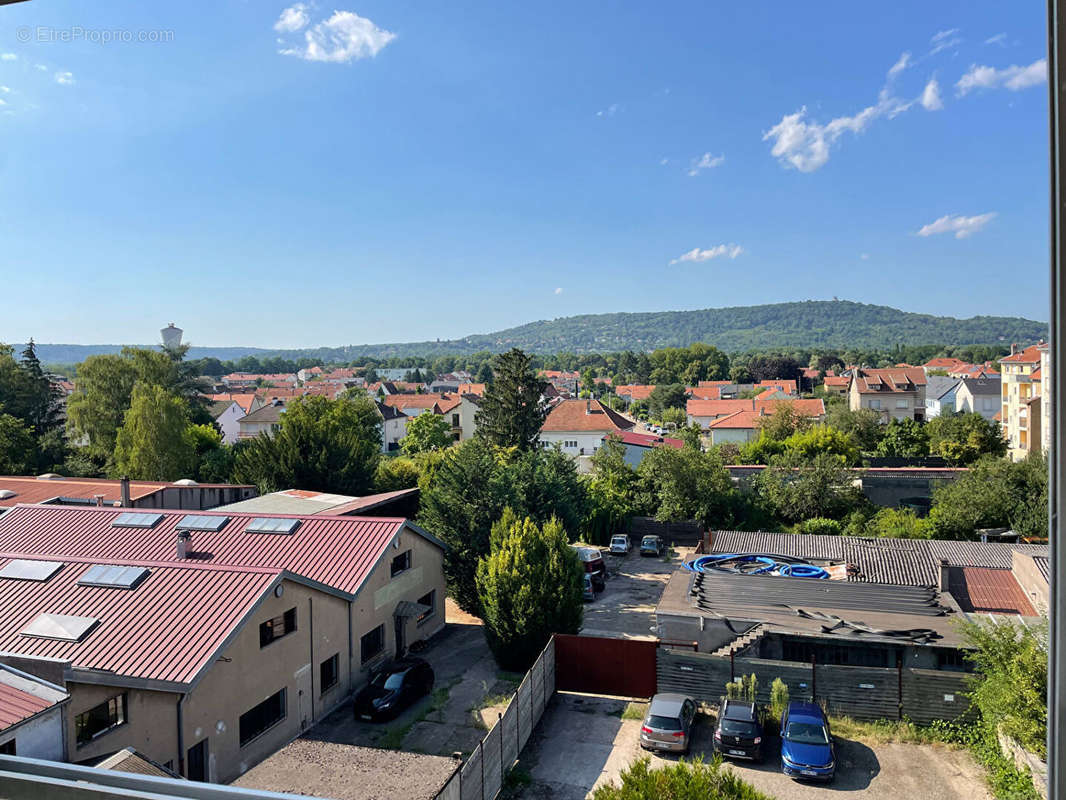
376 401 409 452
238 399 286 439
540 398 634 456
924 376 960 419
955 376 1002 422
0 663 69 760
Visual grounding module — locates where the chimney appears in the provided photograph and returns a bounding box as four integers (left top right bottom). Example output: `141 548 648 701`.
176 530 191 560
93 494 104 507
120 476 131 508
1010 343 1018 356
937 558 950 593
585 398 591 415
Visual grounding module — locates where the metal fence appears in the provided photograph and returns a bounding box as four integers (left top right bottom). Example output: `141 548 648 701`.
434 637 556 800
656 648 973 724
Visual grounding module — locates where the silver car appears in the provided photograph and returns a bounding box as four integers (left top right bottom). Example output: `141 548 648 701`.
639 693 697 753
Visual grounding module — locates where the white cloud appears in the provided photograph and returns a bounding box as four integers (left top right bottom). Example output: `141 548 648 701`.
596 103 619 118
274 4 310 34
687 152 724 177
916 212 996 239
659 157 670 166
0 54 16 62
920 79 943 110
0 86 9 94
887 52 911 79
930 28 962 55
670 244 743 264
34 64 47 72
554 287 563 295
278 10 395 63
860 253 870 260
956 58 1047 95
54 72 74 86
985 33 1007 46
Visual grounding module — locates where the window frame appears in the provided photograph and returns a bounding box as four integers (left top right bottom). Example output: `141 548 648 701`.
320 653 340 695
259 607 298 648
75 692 128 747
361 623 386 664
391 550 412 578
417 590 436 626
238 688 287 748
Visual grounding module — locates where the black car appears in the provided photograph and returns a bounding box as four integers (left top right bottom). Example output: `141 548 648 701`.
352 658 435 722
713 698 764 762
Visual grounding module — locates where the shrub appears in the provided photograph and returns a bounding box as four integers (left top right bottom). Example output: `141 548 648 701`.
590 756 773 800
769 679 789 721
794 517 842 536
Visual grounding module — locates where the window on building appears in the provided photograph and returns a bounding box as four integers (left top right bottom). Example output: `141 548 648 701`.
75 693 128 746
239 688 286 747
417 591 436 625
451 413 460 427
895 399 908 408
361 624 385 663
260 607 297 647
320 653 340 694
0 740 14 755
868 399 881 410
391 550 411 578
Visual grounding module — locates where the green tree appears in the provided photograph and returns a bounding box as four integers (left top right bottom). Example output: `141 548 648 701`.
590 757 772 800
647 384 687 418
233 394 382 495
783 425 860 465
475 349 547 450
584 434 639 543
754 452 867 523
823 406 883 452
926 413 1007 465
636 446 737 526
756 405 812 441
476 514 584 671
677 423 703 451
401 412 453 455
113 384 197 480
862 507 930 539
874 418 930 459
0 413 37 474
660 407 687 428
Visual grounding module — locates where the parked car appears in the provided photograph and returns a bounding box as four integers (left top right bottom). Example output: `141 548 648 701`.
609 535 630 555
639 693 698 754
582 573 596 601
572 545 606 590
639 535 664 557
352 658 435 722
713 698 764 762
780 701 835 781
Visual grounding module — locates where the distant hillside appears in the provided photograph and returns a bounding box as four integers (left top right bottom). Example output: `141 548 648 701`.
20 301 1048 364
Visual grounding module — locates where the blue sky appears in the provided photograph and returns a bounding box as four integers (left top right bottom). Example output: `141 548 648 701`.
0 1 1050 348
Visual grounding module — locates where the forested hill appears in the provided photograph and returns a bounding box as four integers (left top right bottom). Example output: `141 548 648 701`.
23 301 1047 363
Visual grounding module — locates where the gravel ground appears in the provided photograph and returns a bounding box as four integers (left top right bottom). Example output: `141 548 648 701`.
515 693 993 800
232 739 459 800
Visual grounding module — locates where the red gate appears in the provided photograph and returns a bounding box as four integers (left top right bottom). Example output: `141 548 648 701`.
554 634 657 698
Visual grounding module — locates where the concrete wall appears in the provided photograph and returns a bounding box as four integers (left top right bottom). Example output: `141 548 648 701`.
65 683 180 766
0 705 65 760
540 430 608 456
1012 550 1049 615
133 486 257 511
214 403 245 445
709 428 755 445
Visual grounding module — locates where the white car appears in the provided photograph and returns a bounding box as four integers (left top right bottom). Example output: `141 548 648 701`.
609 535 631 555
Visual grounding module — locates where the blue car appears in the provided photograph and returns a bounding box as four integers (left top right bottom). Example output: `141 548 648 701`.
780 702 835 781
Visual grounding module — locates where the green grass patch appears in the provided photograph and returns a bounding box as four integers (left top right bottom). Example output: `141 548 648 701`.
608 701 647 720
828 716 961 747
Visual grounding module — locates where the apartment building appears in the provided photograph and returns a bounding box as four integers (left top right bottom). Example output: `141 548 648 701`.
999 343 1050 460
848 367 927 422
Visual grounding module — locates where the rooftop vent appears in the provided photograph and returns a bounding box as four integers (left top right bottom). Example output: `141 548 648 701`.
0 490 16 500
36 473 62 481
21 613 99 642
0 559 64 582
112 512 164 529
173 479 199 486
246 517 301 535
78 564 150 590
176 514 228 533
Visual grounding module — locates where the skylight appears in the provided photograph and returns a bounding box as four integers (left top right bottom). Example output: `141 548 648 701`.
246 517 301 535
175 514 229 533
21 613 99 642
0 560 64 582
112 512 164 529
78 564 150 590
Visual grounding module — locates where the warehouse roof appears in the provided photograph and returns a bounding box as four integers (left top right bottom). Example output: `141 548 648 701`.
0 664 68 732
0 476 253 509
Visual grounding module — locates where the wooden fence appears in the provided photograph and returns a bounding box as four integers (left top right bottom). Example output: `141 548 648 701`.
656 648 972 724
433 637 556 800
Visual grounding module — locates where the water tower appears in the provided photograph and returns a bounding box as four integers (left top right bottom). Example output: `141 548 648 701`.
161 323 183 350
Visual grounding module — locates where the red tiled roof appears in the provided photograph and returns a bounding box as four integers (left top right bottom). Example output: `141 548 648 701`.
707 410 762 429
206 393 257 413
851 367 927 394
686 399 751 417
457 383 486 396
604 431 683 449
0 505 420 596
757 379 797 394
541 399 634 433
755 397 826 417
383 393 458 413
1000 345 1044 364
687 386 723 400
697 380 732 388
923 357 967 370
948 567 1036 616
1031 368 1042 381
823 376 849 387
615 385 656 401
0 668 65 730
0 553 279 685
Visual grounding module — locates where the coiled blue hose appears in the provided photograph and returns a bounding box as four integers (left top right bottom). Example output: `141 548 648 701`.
684 553 829 580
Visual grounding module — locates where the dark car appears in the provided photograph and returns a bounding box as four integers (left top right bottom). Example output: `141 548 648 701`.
780 701 835 781
713 698 764 762
353 658 435 722
639 693 697 754
572 545 606 590
639 535 663 557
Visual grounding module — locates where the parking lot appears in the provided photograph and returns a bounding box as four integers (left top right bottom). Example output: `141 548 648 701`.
581 541 693 640
515 693 992 799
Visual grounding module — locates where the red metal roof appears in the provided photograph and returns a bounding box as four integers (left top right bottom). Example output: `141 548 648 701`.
0 505 413 596
0 553 278 685
948 567 1037 616
0 476 252 509
0 669 65 730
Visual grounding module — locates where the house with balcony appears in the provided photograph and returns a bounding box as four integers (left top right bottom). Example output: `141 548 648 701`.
999 343 1049 460
848 367 927 422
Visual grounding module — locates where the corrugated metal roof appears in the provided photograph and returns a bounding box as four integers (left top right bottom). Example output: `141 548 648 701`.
0 553 278 685
709 530 1049 588
0 666 67 731
1033 556 1050 583
0 505 414 596
0 476 251 509
948 567 1037 616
